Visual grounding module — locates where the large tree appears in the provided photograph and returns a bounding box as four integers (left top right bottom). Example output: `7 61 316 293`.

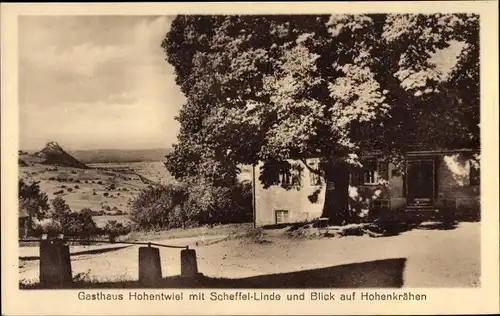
163 14 479 224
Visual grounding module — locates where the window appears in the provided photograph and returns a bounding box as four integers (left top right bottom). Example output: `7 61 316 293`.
469 162 480 186
260 161 302 188
275 210 289 224
279 170 291 186
363 158 378 184
280 163 303 187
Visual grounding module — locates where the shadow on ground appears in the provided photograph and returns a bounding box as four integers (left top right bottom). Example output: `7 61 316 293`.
280 210 480 239
21 258 406 289
20 245 132 261
366 212 478 237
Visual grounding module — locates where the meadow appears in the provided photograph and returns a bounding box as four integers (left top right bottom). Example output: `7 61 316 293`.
19 154 173 227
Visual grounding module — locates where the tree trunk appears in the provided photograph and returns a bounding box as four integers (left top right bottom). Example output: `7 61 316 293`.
321 163 351 225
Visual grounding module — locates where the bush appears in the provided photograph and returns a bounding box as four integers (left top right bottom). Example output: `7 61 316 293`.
130 183 188 230
53 190 64 195
74 185 80 189
33 200 98 239
97 181 103 185
103 192 109 197
60 211 97 238
103 220 131 242
67 188 73 192
32 218 63 237
129 177 253 230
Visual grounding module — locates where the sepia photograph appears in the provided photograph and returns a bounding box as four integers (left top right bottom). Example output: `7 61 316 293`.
2 2 499 315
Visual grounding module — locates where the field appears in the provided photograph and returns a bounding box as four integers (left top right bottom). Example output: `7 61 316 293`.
87 161 174 185
19 145 252 225
19 157 171 214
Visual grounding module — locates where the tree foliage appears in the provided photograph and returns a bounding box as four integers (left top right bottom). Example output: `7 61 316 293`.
163 14 479 223
43 197 98 238
130 181 252 230
19 179 50 220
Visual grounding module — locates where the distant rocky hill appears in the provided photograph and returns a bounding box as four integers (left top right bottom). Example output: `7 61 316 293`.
33 141 88 169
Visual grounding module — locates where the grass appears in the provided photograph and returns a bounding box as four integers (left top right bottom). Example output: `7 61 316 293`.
125 223 255 242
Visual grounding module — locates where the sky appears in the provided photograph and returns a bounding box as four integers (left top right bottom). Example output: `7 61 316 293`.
19 16 186 150
18 15 462 151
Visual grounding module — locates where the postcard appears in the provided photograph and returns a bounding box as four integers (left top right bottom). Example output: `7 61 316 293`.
1 1 499 315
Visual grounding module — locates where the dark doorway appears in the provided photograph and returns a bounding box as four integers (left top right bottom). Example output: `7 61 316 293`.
407 160 435 203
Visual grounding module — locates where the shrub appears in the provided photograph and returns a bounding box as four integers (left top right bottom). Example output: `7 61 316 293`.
33 200 98 239
92 191 97 195
67 188 73 192
130 177 253 230
31 218 63 237
103 192 109 197
53 190 64 195
130 183 188 230
97 181 103 185
103 220 131 242
60 211 97 238
48 177 56 181
74 185 80 189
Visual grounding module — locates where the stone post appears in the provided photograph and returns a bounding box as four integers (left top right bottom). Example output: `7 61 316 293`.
39 239 72 288
180 248 198 278
138 246 162 287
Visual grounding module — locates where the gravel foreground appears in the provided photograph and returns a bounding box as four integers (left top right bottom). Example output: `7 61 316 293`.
19 222 480 288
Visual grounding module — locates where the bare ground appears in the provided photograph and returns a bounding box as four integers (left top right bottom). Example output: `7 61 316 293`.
19 222 480 288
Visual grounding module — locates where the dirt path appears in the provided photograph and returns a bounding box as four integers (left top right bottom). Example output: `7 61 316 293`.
19 222 480 287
